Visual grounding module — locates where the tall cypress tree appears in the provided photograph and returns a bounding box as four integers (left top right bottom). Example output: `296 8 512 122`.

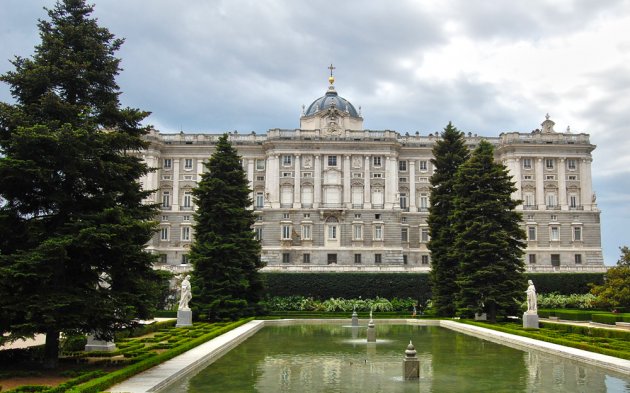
0 0 158 368
451 140 526 322
428 122 469 317
190 134 264 321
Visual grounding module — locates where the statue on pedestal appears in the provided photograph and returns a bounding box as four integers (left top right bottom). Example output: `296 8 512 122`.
178 275 192 311
526 280 537 314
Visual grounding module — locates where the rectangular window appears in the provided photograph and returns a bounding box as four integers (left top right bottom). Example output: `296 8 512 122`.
328 225 337 240
374 254 382 264
399 177 407 183
372 173 382 178
399 193 407 209
399 160 407 171
256 176 265 181
546 194 557 207
353 224 363 240
569 195 578 208
354 254 362 264
184 158 193 169
545 175 555 180
301 224 312 240
256 159 265 170
161 215 168 221
183 191 192 208
181 226 191 241
181 254 189 264
529 254 536 264
282 225 291 240
419 160 428 171
327 254 337 265
568 175 578 181
375 214 381 220
523 175 533 180
574 254 582 264
162 191 170 208
550 226 560 241
401 228 409 242
282 253 290 263
163 158 172 169
373 156 382 167
420 228 429 242
254 227 262 240
374 225 383 241
303 253 310 264
403 255 408 265
522 158 532 169
545 158 554 169
303 172 313 178
573 227 582 241
551 254 560 267
419 177 428 183
567 159 577 170
421 255 429 265
304 213 311 218
282 155 292 166
160 227 169 241
419 194 429 210
282 213 290 219
551 215 558 221
255 192 264 208
282 172 293 177
528 226 537 241
524 193 535 207
327 155 337 166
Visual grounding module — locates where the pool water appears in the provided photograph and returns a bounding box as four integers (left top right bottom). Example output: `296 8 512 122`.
161 323 630 393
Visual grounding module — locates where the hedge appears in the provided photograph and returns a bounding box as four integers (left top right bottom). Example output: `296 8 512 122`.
260 272 604 300
592 314 622 325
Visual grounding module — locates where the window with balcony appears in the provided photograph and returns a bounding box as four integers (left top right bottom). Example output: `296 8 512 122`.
550 226 560 241
282 225 291 240
182 191 192 209
162 191 170 208
573 226 582 241
181 226 191 241
254 227 262 241
353 224 363 240
160 227 169 241
301 224 312 240
420 228 429 242
255 192 264 208
374 225 383 241
399 193 407 210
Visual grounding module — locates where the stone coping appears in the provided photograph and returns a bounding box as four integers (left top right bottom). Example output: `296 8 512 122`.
107 319 630 393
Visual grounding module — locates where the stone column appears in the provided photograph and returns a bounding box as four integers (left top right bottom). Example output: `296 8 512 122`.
581 158 593 211
535 158 545 210
293 154 301 208
314 155 322 208
409 160 417 211
247 158 255 208
364 155 371 208
343 155 351 208
558 158 567 210
385 155 397 209
511 157 521 202
172 159 180 211
265 154 280 208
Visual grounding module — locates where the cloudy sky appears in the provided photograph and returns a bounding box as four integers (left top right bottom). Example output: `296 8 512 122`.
1 0 629 264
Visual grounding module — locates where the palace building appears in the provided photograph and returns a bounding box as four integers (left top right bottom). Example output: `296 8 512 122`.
140 73 605 273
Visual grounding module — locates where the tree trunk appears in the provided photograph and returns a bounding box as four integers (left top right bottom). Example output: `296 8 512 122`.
43 329 60 369
487 303 497 323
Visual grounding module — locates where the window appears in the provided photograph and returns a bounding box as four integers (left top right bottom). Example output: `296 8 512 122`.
282 213 290 219
401 217 407 223
421 255 429 265
574 254 582 264
374 254 382 264
528 226 537 241
328 225 337 240
529 254 536 264
159 254 167 264
551 215 558 221
183 191 192 208
545 158 554 169
569 195 578 208
303 172 312 178
256 176 265 181
352 172 363 178
184 158 193 169
399 177 407 183
567 159 576 170
162 175 172 180
523 158 532 169
304 213 311 218
181 254 189 264
254 227 262 240
550 226 560 241
526 214 534 220
419 160 428 171
162 191 170 208
354 213 361 219
373 156 382 166
301 224 312 240
372 173 382 178
401 228 409 242
551 254 560 267
255 192 264 208
420 228 429 242
419 194 429 211
545 175 555 180
374 225 383 240
327 254 338 265
524 193 535 207
282 172 293 177
160 227 169 241
399 160 407 171
573 226 582 241
282 155 292 166
181 226 191 241
419 177 428 183
568 175 578 181
353 224 363 240
403 255 408 265
375 214 381 220
282 253 290 263
354 254 362 264
327 155 337 166
256 159 265 170
303 253 310 264
523 175 533 180
161 215 168 221
546 193 557 207
163 158 172 169
399 193 407 209
282 225 291 240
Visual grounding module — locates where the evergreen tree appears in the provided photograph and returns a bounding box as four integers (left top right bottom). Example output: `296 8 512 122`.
190 134 264 321
427 122 469 316
0 0 158 368
451 140 526 322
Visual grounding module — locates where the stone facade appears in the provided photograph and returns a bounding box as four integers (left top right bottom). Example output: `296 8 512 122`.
140 82 605 273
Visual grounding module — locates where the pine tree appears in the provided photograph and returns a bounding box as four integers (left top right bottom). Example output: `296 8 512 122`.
190 134 264 321
427 122 470 317
451 140 526 322
0 0 158 368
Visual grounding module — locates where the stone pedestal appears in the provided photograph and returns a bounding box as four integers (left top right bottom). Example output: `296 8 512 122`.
366 319 376 342
403 341 420 380
351 310 359 327
523 312 539 329
474 313 487 321
84 335 116 352
176 309 193 327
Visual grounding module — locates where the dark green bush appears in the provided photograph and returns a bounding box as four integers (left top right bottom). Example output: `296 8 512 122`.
524 273 604 294
554 309 599 321
592 314 622 325
61 335 87 353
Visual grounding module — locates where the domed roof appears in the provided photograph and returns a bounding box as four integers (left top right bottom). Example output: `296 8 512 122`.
304 86 360 118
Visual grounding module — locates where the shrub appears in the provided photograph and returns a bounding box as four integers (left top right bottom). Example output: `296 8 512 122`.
592 314 622 325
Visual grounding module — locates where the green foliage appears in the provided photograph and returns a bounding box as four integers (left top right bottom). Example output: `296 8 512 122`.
525 273 604 294
260 296 416 312
0 0 158 368
428 122 470 317
591 314 622 325
590 246 630 310
531 293 597 309
190 134 264 321
60 334 87 353
452 140 526 321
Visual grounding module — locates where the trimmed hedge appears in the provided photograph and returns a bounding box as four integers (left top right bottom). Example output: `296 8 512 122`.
260 272 604 300
591 314 623 325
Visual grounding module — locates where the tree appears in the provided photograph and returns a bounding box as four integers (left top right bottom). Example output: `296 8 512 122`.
0 0 159 368
190 134 264 321
451 140 526 322
427 122 470 316
591 246 630 310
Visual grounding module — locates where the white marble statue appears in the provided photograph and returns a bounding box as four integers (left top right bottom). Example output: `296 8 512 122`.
525 280 537 314
178 275 192 311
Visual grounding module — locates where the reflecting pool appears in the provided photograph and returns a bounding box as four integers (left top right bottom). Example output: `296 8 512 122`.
162 323 630 393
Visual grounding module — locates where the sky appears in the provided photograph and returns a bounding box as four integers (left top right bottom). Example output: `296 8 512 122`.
1 0 629 264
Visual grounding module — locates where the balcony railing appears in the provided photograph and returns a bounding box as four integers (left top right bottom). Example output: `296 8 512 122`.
523 205 538 210
546 205 561 210
417 207 429 212
569 205 584 210
372 204 384 209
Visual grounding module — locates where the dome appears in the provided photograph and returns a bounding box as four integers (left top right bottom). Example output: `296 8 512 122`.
304 87 360 118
